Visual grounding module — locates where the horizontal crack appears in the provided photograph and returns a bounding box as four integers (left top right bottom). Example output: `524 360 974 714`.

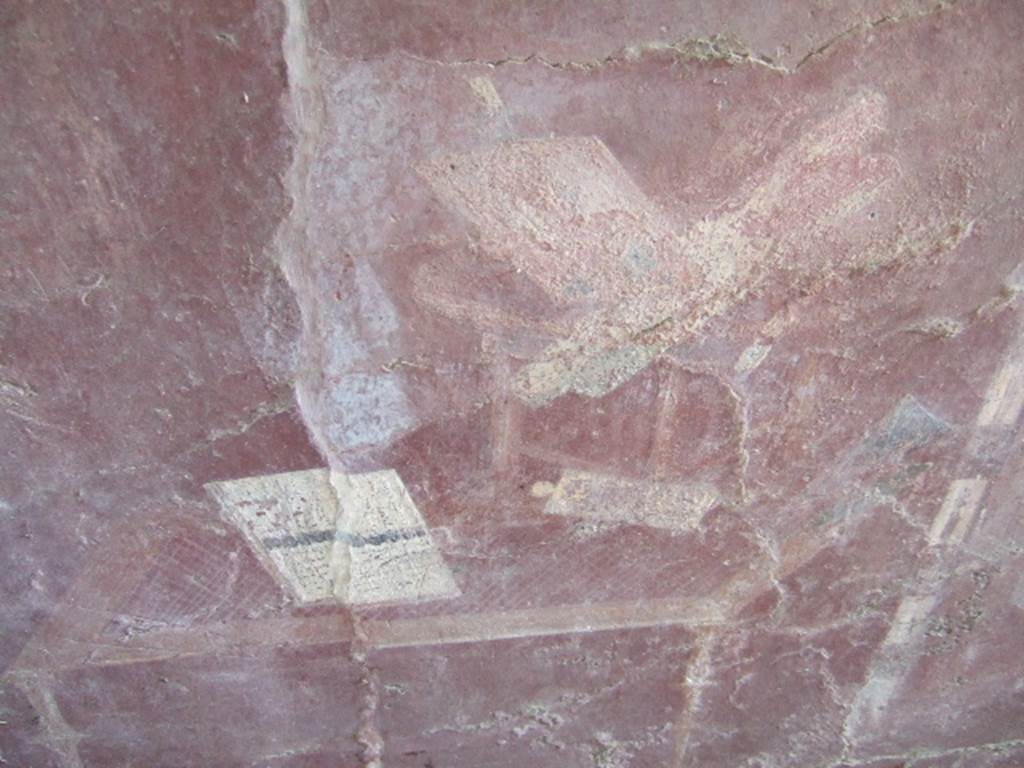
329 0 960 76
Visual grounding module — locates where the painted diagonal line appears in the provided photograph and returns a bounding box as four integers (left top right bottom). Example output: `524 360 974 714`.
928 478 987 547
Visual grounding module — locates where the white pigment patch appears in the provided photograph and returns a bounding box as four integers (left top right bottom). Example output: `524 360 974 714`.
206 468 458 606
542 469 717 531
977 356 1024 428
205 468 340 602
847 673 899 738
418 135 677 305
883 594 937 647
331 470 460 605
928 478 987 547
416 93 903 407
469 76 504 114
735 342 772 373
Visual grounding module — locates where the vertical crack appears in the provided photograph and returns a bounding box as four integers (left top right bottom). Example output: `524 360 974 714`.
673 630 715 766
276 1 380 762
352 624 384 767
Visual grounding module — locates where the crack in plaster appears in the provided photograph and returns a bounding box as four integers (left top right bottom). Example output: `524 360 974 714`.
351 631 384 768
329 1 961 76
278 2 382 764
672 630 715 766
792 0 961 71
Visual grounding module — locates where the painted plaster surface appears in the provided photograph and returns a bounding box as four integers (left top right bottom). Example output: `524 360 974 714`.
2 1 1024 766
206 468 458 605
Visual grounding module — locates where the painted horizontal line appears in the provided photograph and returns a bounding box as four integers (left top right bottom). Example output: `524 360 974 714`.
363 596 730 649
261 527 426 550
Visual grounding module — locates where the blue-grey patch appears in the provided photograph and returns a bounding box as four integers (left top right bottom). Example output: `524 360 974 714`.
562 277 594 299
327 372 414 450
864 395 951 457
624 240 657 273
816 491 880 526
323 261 402 368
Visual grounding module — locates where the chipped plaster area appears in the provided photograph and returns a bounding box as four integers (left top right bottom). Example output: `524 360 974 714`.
416 136 681 307
415 89 968 407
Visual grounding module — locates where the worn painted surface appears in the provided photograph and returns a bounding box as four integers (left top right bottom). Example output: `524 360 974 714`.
3 0 1024 766
206 468 458 606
